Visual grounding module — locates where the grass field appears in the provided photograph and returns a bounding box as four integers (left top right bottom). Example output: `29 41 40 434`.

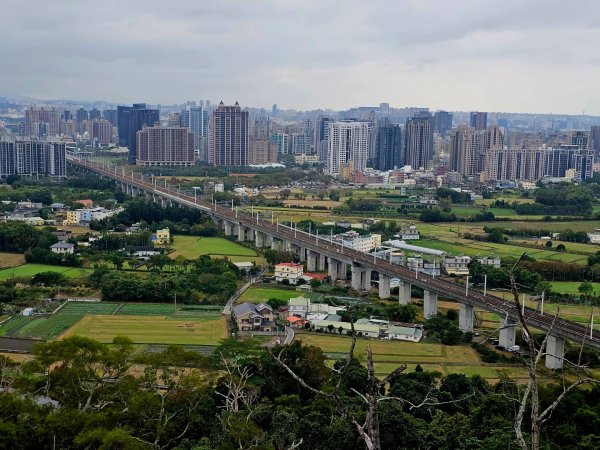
550 281 600 295
0 252 26 268
297 334 526 380
0 264 92 280
238 286 300 303
61 315 227 345
170 236 263 264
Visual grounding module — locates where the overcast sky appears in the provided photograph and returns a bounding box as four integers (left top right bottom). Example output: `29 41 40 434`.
2 0 600 114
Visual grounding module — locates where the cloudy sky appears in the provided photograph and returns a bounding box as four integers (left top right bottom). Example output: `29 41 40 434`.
2 0 600 114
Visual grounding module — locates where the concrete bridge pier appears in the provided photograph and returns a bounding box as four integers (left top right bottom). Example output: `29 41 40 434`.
236 225 246 242
298 246 306 262
327 257 338 281
337 262 348 280
398 281 411 305
423 290 438 319
270 237 281 251
545 334 565 369
499 317 517 349
307 250 318 272
254 232 265 248
351 265 363 290
318 253 326 271
362 269 372 291
223 221 233 236
265 234 273 248
379 274 391 299
459 303 474 332
246 228 255 242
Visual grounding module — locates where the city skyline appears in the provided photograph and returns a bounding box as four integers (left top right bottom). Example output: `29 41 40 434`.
2 0 600 115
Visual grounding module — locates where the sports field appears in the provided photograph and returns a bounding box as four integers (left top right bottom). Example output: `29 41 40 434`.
238 286 300 303
61 315 227 345
170 236 264 264
0 252 26 268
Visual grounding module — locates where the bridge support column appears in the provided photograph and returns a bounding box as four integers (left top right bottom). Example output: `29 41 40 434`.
351 265 362 291
265 234 273 248
246 228 255 242
270 237 279 251
362 269 372 291
223 221 233 236
328 257 338 281
254 232 265 248
379 274 391 299
318 253 326 271
298 246 306 262
545 334 565 369
307 251 318 272
398 281 411 305
338 262 348 280
499 318 516 349
423 290 438 319
236 225 245 241
459 303 474 332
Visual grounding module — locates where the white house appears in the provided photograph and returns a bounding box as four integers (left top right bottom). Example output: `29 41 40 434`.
397 225 419 240
443 256 471 276
477 256 501 268
275 263 304 285
384 325 423 342
50 242 75 254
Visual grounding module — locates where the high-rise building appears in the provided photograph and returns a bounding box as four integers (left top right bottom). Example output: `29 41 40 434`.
189 106 209 158
249 117 277 165
76 107 89 123
481 147 547 182
591 126 600 158
314 116 331 163
450 125 478 176
568 130 590 149
273 133 290 155
0 132 66 178
404 115 434 170
89 108 101 121
545 145 595 180
290 133 310 155
168 113 182 127
102 109 118 127
210 102 249 166
136 126 194 166
24 107 61 137
470 111 488 131
376 122 403 170
327 121 370 176
87 119 112 146
434 111 453 136
117 103 160 164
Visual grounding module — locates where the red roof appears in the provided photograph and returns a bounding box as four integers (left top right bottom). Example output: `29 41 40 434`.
276 262 303 268
287 316 306 324
305 272 326 281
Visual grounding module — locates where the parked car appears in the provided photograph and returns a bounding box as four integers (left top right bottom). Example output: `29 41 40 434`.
495 345 506 351
508 345 520 353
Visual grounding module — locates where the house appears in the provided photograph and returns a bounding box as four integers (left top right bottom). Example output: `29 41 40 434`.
588 229 600 245
296 284 313 293
22 307 34 316
443 256 471 276
152 228 171 245
384 325 423 342
406 256 441 276
233 302 275 332
332 231 382 252
287 316 308 328
64 209 93 226
131 246 160 259
288 296 311 317
275 262 303 285
397 225 419 240
477 256 501 268
50 242 75 254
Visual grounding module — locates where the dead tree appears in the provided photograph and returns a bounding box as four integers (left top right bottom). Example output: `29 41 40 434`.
509 253 599 450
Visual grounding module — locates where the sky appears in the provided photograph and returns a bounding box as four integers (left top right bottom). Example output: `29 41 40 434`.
2 0 600 114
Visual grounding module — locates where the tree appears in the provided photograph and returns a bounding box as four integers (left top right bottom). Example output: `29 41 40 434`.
556 243 566 252
487 228 505 244
509 254 599 450
578 281 594 299
545 240 553 248
31 271 68 286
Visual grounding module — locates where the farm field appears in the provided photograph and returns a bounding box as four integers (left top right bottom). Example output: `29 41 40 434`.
0 252 26 268
0 264 92 280
550 281 600 295
410 238 588 263
297 334 524 380
170 236 263 264
479 220 600 233
238 286 301 303
61 315 227 345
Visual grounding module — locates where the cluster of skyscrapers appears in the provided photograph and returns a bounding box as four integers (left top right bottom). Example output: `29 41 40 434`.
1 101 598 184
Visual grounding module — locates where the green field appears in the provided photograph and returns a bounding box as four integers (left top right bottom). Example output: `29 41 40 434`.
550 282 600 295
62 315 227 345
297 334 526 380
0 264 92 280
238 286 300 303
170 236 264 264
